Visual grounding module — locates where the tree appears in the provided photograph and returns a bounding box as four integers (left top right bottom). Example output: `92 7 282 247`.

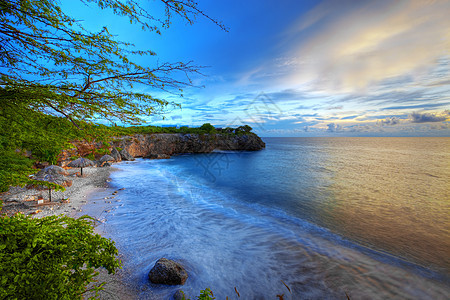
235 125 252 133
199 122 216 133
0 214 121 299
0 0 225 126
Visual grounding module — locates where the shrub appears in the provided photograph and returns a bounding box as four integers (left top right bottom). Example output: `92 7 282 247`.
199 123 216 133
0 214 121 299
235 125 252 133
94 148 110 155
0 151 36 193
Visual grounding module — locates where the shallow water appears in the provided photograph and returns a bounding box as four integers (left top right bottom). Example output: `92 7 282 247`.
86 137 450 299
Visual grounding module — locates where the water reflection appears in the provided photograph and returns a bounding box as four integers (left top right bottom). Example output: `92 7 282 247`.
317 138 450 273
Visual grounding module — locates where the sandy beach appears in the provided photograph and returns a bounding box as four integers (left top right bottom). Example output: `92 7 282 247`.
1 166 113 217
0 165 138 299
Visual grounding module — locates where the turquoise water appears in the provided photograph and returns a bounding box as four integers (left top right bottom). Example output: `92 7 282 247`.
89 137 450 299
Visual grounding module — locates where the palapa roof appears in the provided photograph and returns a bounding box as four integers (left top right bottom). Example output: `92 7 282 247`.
68 157 95 168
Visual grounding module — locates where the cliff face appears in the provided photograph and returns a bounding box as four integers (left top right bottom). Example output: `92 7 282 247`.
58 133 265 166
112 133 265 158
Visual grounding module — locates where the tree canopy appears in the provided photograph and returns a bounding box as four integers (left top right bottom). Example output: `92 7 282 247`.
0 0 225 126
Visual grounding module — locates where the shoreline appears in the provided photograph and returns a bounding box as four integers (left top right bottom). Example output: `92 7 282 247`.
1 166 114 218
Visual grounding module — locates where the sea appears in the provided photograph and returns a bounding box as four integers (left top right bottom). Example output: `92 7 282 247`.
86 137 450 299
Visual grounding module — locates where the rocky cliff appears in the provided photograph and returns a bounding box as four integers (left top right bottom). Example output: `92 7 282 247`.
58 133 265 166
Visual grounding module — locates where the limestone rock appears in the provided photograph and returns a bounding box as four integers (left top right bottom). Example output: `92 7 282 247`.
119 149 135 161
148 258 188 285
110 148 121 161
111 133 265 158
147 153 171 159
99 154 115 162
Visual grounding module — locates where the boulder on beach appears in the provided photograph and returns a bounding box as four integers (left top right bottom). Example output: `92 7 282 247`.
110 148 121 161
148 258 188 285
99 154 115 163
119 149 135 161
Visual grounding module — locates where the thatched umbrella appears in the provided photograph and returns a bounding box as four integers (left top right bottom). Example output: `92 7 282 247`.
37 173 66 202
68 157 94 176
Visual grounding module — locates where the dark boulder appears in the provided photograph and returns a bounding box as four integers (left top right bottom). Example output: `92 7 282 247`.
99 154 115 163
110 148 121 161
148 258 188 285
119 149 135 161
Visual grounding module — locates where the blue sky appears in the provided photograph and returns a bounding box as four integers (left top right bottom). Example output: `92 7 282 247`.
62 0 449 137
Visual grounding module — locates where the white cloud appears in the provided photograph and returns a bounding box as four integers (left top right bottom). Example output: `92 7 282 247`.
284 0 450 93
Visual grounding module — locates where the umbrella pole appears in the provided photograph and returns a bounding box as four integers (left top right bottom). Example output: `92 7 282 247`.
81 167 83 176
49 187 52 202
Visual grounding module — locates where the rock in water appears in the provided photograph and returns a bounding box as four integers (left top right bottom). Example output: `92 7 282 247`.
148 258 188 285
119 149 135 161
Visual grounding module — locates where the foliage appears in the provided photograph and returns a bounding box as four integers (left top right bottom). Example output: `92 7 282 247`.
0 104 84 192
179 288 215 300
0 0 225 126
0 150 35 193
199 123 216 134
235 125 252 133
197 288 215 300
0 214 121 299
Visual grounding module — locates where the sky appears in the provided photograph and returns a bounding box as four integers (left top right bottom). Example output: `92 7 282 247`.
62 0 450 137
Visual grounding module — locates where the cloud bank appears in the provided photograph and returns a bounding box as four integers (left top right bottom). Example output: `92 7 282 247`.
285 0 450 93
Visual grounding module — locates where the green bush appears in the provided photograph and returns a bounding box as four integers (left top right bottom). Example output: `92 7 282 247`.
197 288 215 300
0 214 121 299
199 123 216 133
235 125 253 134
94 148 110 155
0 151 36 193
178 288 215 300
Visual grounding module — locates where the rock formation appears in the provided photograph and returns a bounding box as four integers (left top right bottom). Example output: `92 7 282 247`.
119 149 134 161
112 133 265 159
148 258 188 285
57 133 265 166
110 148 121 161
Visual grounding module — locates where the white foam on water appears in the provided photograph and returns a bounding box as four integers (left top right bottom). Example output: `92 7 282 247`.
95 159 450 299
